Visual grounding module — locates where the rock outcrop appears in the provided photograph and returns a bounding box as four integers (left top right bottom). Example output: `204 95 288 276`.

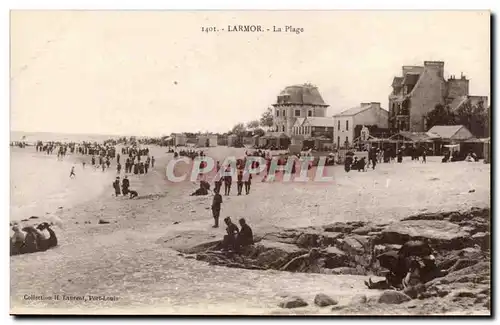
177 207 490 313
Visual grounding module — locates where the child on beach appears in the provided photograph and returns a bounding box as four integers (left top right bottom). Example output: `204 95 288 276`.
69 166 76 178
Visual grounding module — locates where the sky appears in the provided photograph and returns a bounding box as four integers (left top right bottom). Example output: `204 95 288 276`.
10 11 490 136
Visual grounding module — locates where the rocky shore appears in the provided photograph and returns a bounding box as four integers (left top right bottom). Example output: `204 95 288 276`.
176 207 491 314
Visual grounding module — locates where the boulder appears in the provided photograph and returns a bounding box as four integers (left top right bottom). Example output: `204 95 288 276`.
330 266 366 275
319 232 343 247
253 240 307 268
349 294 367 305
324 222 355 233
471 232 490 251
314 293 338 307
295 231 320 248
377 290 412 304
352 225 377 235
278 296 308 309
403 212 447 221
322 246 348 268
341 236 365 254
379 220 470 249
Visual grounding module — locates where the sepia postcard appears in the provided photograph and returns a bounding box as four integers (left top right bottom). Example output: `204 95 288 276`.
9 10 491 315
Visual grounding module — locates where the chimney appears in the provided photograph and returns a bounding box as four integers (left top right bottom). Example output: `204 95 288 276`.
370 102 381 109
361 102 370 106
424 61 445 78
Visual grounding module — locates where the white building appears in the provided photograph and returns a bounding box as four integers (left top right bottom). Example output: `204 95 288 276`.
333 102 389 149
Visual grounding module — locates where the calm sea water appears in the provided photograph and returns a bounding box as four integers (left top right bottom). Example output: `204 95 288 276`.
10 131 122 143
10 148 114 222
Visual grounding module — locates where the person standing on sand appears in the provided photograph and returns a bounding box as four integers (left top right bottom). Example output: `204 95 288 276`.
113 177 121 196
102 163 106 172
236 169 243 196
122 176 130 195
422 148 427 164
211 189 223 228
151 156 155 168
117 163 122 174
69 166 76 178
224 167 232 196
244 172 252 195
82 161 86 169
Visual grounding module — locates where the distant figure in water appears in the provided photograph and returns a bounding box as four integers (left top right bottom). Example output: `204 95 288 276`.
69 166 76 178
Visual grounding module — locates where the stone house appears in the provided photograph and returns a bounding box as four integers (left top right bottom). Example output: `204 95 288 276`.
272 84 329 136
389 61 488 132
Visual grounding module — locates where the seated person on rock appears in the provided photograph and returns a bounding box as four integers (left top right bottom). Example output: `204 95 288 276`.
221 217 239 251
236 218 253 251
357 157 367 172
366 240 444 290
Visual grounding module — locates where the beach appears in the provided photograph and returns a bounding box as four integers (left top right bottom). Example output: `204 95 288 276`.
10 148 116 223
10 145 490 315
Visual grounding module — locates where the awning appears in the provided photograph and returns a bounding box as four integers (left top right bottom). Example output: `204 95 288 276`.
444 144 460 148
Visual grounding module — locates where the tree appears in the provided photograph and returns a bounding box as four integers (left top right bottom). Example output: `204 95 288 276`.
454 101 488 137
231 123 247 136
425 104 456 129
260 107 274 129
246 120 260 130
253 128 265 137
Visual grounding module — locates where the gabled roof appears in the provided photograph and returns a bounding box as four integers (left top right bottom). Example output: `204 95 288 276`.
334 103 385 117
293 118 306 127
392 131 439 142
427 125 469 139
448 96 468 111
303 117 336 127
402 73 420 85
334 104 371 117
392 77 403 87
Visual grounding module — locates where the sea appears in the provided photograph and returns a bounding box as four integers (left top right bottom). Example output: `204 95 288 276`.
10 131 118 222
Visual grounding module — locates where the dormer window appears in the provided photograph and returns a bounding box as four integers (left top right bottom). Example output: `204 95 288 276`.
308 110 312 117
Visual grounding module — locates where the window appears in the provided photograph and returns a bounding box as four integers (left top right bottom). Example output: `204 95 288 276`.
308 110 312 117
276 110 280 117
295 110 301 117
337 136 340 148
283 110 286 117
345 136 349 146
346 120 349 131
338 120 340 130
282 125 285 132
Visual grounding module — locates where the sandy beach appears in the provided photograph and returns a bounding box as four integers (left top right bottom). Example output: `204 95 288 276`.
10 147 116 223
10 145 490 315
